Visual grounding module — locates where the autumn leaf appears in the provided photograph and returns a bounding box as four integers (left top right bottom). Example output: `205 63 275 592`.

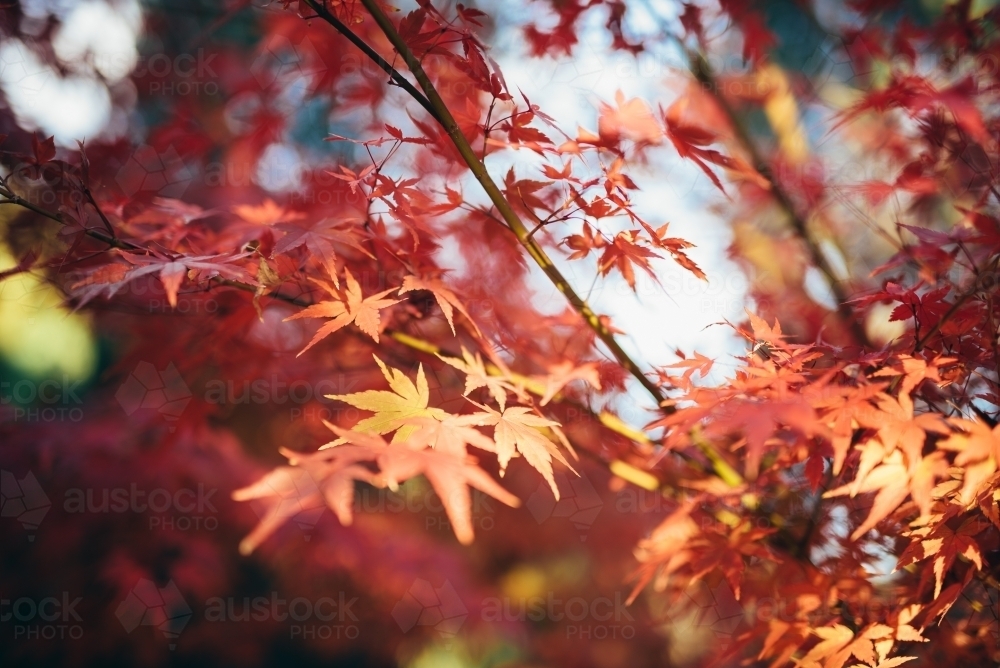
232 439 378 555
438 347 519 411
69 262 132 306
232 465 327 555
564 222 605 260
940 418 1000 505
271 218 373 285
532 360 602 406
374 438 521 545
284 267 399 354
401 415 497 457
666 352 714 382
597 230 661 289
798 623 855 668
399 274 479 336
471 403 573 499
326 356 447 445
329 164 375 194
120 251 255 308
825 449 911 541
598 90 663 145
746 309 783 345
233 198 305 226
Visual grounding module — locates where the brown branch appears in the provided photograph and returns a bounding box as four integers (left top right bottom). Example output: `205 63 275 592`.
687 50 871 349
0 185 140 252
299 0 440 122
356 0 665 405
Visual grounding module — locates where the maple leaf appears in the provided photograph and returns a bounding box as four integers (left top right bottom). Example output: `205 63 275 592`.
564 223 605 261
401 415 497 457
824 448 933 541
598 230 661 289
328 164 376 194
437 347 517 411
710 396 818 480
121 251 255 308
69 262 132 306
127 198 220 247
471 403 573 499
531 360 602 406
272 218 373 286
326 356 447 445
666 352 714 382
236 421 519 548
847 659 916 668
233 198 305 226
284 267 399 354
745 309 783 345
797 620 919 668
939 418 1000 505
598 90 663 145
916 520 986 600
663 95 767 193
232 439 378 555
374 438 521 545
798 624 856 668
232 465 326 554
503 110 554 148
398 275 478 336
32 134 56 165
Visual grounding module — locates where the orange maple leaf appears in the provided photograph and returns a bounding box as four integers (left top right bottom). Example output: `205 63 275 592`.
398 274 478 336
598 90 664 145
284 267 399 355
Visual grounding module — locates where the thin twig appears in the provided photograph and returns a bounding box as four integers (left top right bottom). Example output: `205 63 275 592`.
687 50 871 348
915 254 1000 351
300 0 440 122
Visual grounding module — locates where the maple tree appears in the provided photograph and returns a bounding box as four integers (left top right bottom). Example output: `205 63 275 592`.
2 0 1000 667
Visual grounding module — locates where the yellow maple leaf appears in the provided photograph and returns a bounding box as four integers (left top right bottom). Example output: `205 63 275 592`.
438 347 516 410
326 356 447 445
471 403 573 499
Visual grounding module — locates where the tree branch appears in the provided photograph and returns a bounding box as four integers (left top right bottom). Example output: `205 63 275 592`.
0 185 140 252
687 50 871 349
300 0 440 123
